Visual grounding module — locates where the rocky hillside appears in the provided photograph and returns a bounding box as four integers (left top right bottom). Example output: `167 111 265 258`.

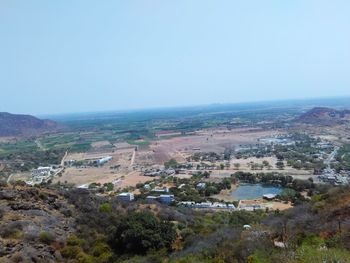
0 112 58 137
297 107 350 125
0 183 76 262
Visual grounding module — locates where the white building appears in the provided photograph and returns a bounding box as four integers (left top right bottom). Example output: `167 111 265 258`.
152 187 169 193
97 156 113 165
32 166 52 176
117 192 134 202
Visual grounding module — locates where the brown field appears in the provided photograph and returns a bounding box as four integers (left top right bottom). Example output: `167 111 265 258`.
8 172 31 182
52 127 313 189
185 156 313 180
143 128 283 165
91 140 112 148
55 168 153 189
54 148 138 187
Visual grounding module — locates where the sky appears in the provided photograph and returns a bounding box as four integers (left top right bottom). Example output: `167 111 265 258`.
1 1 350 115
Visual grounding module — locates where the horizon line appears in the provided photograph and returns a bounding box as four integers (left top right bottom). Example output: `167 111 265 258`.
35 95 350 119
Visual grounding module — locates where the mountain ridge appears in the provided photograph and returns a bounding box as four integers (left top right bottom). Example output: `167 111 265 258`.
0 112 58 136
297 107 350 125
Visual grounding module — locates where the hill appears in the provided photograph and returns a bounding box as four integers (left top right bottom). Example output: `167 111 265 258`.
1 182 350 262
0 112 58 136
297 107 350 125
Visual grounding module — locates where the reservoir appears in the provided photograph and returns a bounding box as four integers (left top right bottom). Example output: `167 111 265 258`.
231 183 283 200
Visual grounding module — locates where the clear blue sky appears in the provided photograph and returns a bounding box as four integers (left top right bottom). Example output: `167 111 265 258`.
1 1 350 115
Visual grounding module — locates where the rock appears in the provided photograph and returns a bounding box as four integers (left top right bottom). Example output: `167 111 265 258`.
10 202 40 211
0 190 16 200
54 250 63 261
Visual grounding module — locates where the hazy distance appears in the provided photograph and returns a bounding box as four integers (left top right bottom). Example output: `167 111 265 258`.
1 0 350 115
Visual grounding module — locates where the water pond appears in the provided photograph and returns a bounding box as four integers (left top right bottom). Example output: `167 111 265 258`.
231 183 283 200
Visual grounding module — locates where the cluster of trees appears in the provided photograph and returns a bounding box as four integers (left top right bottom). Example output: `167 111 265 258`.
109 211 176 255
198 178 233 197
274 138 327 173
168 173 235 201
191 152 225 162
87 182 114 192
334 144 350 172
234 145 274 159
0 148 65 174
164 159 193 170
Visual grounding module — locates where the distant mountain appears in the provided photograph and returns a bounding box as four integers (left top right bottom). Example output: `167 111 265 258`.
0 112 58 136
297 107 350 125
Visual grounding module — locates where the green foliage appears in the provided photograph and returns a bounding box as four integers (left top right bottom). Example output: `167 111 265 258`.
99 203 112 213
165 158 179 169
109 211 176 255
334 144 350 171
279 188 298 201
61 235 112 263
296 245 350 263
229 210 266 227
39 231 55 244
248 250 271 263
103 182 114 191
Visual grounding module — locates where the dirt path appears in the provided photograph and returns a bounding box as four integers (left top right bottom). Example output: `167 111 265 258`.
61 151 68 166
129 149 136 169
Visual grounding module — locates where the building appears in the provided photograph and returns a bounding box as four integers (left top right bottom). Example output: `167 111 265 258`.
143 184 151 190
117 192 134 202
263 194 277 200
152 187 169 193
164 169 175 175
196 182 206 189
97 156 113 165
146 196 158 202
159 194 174 204
178 184 186 189
238 200 266 211
32 166 52 176
179 201 236 210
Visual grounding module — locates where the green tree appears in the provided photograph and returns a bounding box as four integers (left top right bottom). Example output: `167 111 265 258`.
164 159 179 169
109 211 176 255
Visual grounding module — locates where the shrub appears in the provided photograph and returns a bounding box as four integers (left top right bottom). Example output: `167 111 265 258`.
109 211 176 255
39 231 55 244
99 203 112 213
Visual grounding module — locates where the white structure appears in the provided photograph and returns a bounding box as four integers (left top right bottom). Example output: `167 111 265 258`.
146 196 158 202
32 166 52 176
263 194 277 200
164 169 175 175
117 192 134 202
179 201 236 210
196 182 206 189
97 156 113 165
159 194 174 204
152 187 169 193
27 166 59 185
